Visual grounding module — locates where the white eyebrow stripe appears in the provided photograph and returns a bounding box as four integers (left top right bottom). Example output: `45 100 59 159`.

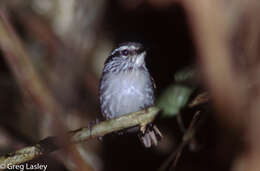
111 45 138 55
111 47 126 55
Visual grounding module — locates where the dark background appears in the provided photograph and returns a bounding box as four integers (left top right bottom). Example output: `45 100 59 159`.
0 1 241 171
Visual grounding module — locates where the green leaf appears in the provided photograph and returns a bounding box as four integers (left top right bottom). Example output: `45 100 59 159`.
156 84 195 117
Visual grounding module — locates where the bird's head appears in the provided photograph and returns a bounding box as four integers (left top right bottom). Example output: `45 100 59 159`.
104 42 147 72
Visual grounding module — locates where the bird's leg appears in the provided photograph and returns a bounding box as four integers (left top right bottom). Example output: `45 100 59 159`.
138 124 163 148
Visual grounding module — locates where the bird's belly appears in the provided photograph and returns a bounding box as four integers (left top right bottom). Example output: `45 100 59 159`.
110 84 146 118
100 70 153 119
105 77 145 118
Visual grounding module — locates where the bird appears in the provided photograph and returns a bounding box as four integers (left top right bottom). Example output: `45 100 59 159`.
99 42 161 147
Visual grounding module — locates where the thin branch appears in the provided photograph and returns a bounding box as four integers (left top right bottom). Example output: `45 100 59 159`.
158 111 201 171
182 0 248 124
0 8 65 124
189 92 209 108
0 8 96 170
0 107 160 168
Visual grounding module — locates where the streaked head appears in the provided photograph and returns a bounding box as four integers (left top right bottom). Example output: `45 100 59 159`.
105 42 147 72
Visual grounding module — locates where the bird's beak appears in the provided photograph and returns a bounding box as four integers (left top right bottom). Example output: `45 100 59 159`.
135 51 146 66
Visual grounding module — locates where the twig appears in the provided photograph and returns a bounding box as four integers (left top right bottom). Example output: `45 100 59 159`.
0 6 64 118
0 7 68 138
176 113 200 152
176 115 186 133
0 107 160 168
182 0 247 122
0 8 97 170
158 111 201 171
189 92 209 108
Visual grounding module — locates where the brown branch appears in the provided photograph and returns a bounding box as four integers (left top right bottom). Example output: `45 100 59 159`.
182 0 248 126
0 107 160 168
0 6 64 120
189 92 209 108
0 9 94 170
158 111 201 171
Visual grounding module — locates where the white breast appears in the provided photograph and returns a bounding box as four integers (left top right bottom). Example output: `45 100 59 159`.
101 70 151 118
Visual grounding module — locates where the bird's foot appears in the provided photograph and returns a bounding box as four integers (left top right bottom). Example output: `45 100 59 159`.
138 124 163 148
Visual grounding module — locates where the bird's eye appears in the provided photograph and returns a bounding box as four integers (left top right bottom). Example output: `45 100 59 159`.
122 49 129 56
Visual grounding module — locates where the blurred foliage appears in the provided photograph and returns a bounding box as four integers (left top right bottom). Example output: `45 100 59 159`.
174 66 197 83
156 67 196 117
156 84 195 117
